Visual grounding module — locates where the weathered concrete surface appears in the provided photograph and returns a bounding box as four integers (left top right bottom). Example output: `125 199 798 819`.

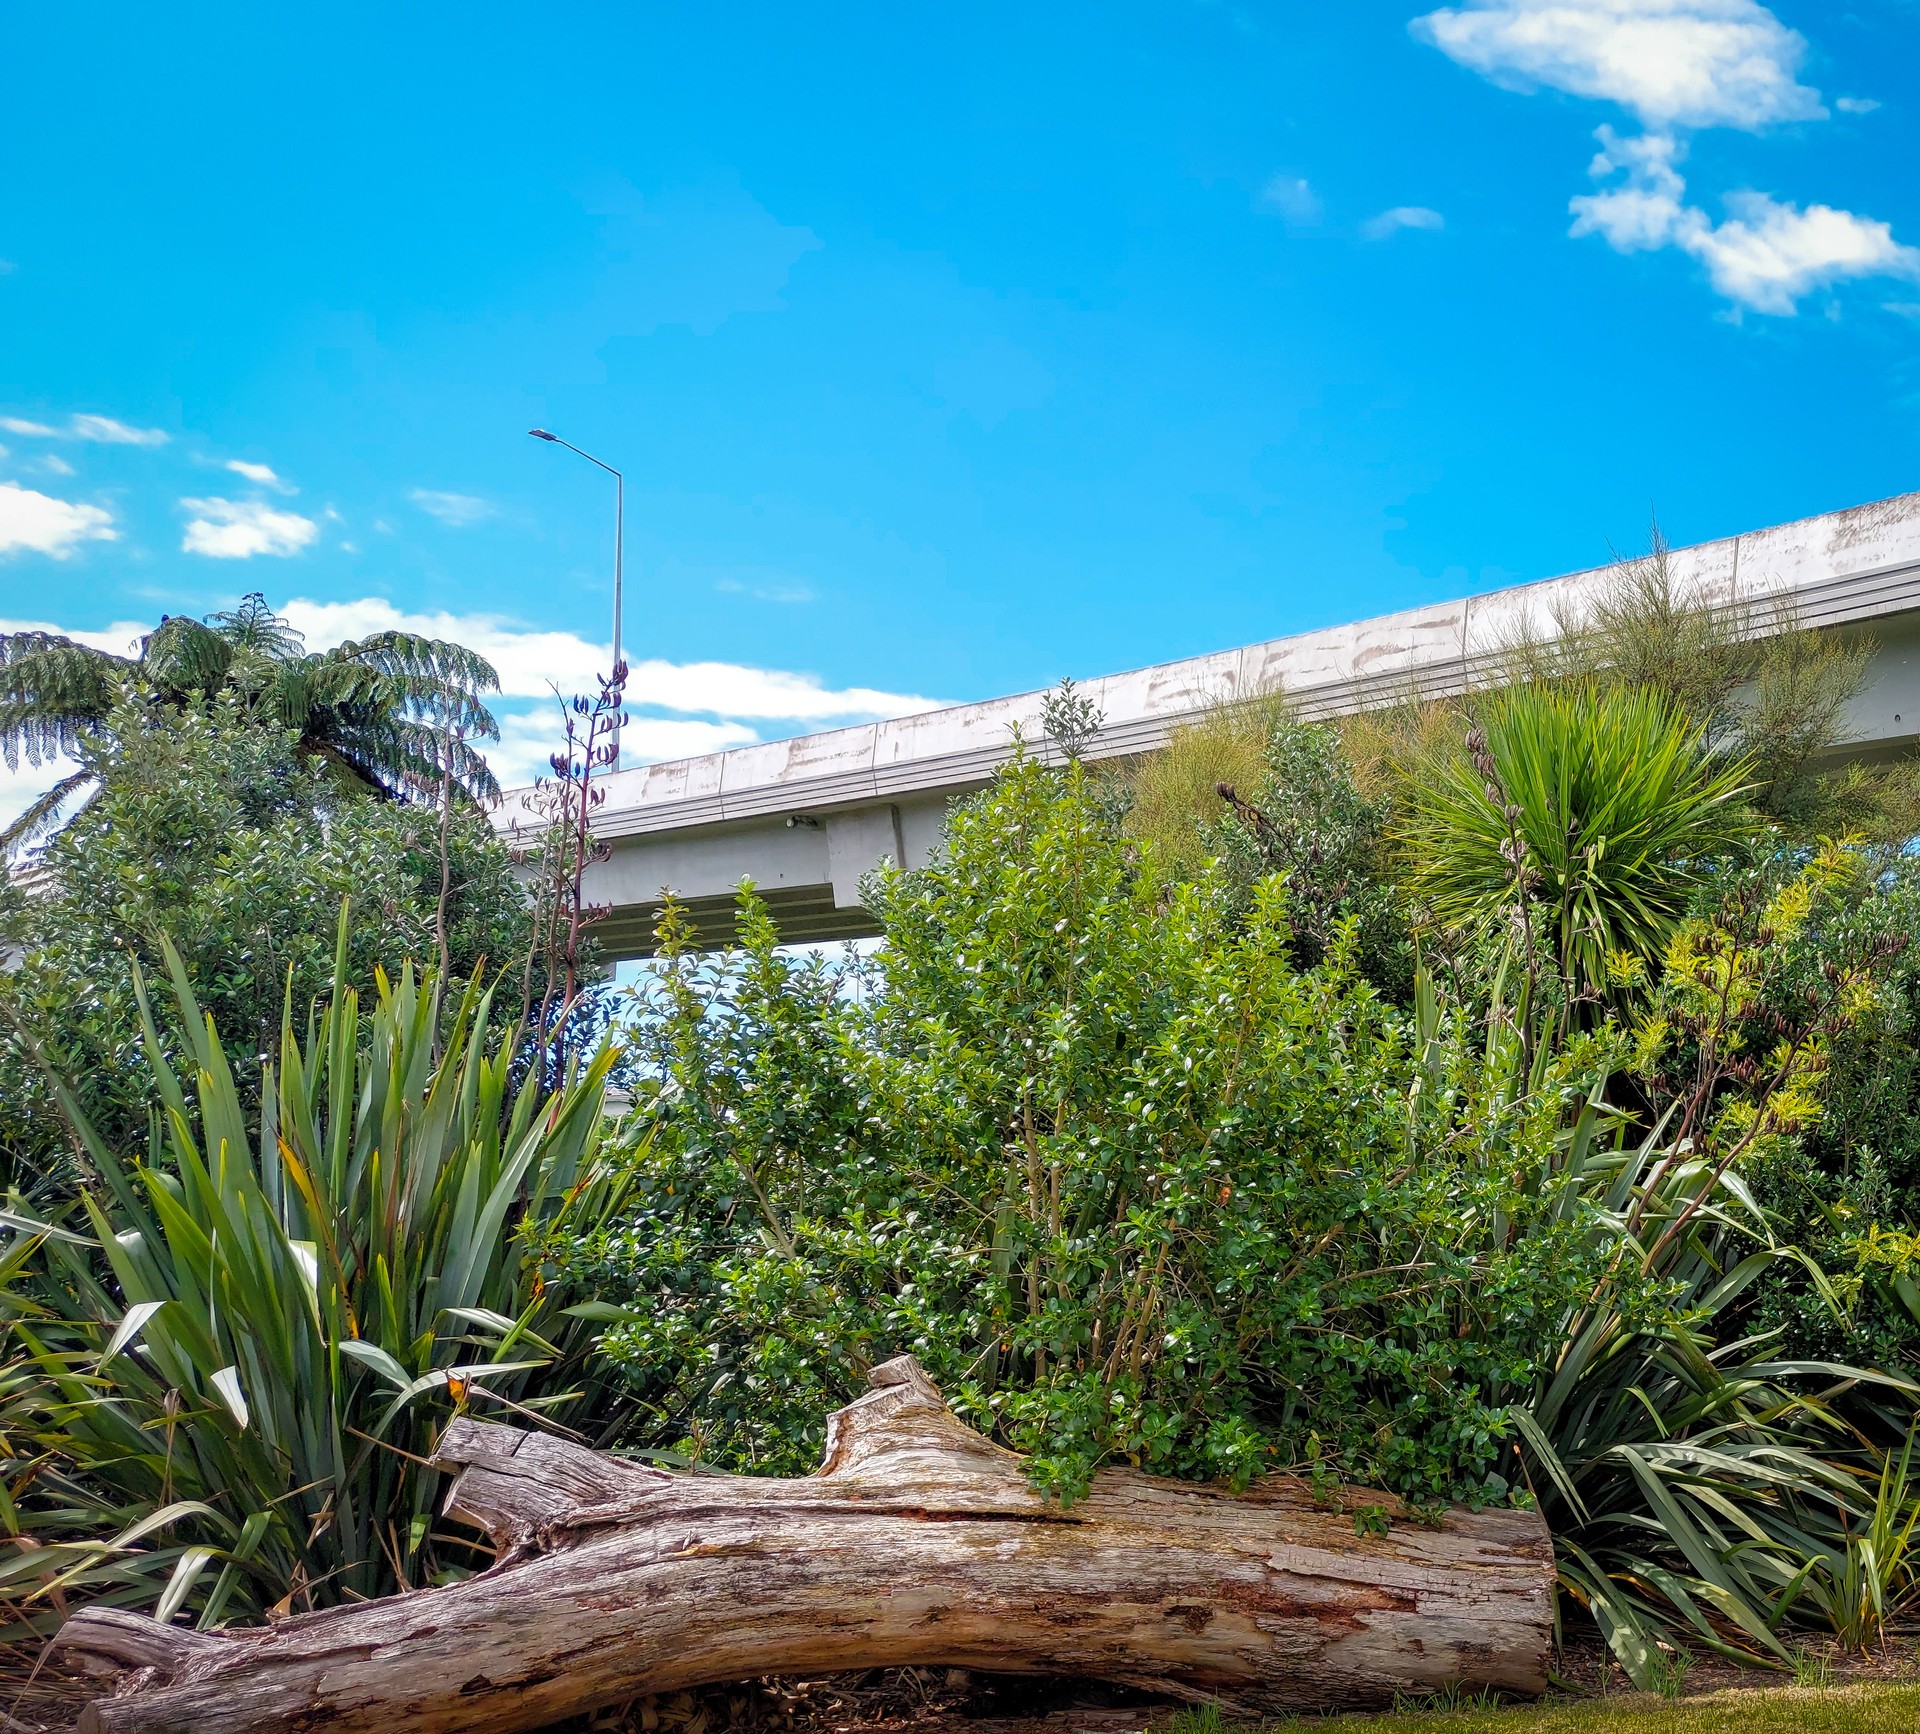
495 490 1920 957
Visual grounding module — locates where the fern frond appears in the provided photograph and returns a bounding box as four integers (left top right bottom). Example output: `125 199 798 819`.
0 635 123 768
1 769 98 855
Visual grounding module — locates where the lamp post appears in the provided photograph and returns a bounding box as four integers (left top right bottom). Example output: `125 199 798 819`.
528 428 624 765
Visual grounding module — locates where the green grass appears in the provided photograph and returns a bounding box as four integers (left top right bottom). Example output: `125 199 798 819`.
1161 1683 1920 1734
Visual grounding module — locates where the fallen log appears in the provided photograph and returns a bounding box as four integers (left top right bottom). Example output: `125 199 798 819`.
55 1356 1555 1733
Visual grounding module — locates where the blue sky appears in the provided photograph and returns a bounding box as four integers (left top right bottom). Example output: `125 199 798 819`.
4 1 1919 821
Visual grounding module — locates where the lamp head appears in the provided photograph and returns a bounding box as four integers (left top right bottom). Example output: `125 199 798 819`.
527 428 559 441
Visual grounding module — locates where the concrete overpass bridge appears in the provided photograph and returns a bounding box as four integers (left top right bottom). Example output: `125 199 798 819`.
496 489 1920 959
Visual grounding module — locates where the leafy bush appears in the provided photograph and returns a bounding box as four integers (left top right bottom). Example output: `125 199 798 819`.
1675 849 1920 1373
0 694 535 1192
1495 528 1919 843
1202 716 1410 991
549 760 1920 1685
1121 701 1408 990
1505 846 1919 1680
553 755 1630 1506
0 934 631 1638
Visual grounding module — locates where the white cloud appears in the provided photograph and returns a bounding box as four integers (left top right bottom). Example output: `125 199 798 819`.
1570 127 1920 312
179 497 320 558
1259 174 1322 223
1688 194 1920 314
409 488 496 527
489 709 758 786
1412 1 1823 132
626 657 945 720
0 614 147 655
68 413 168 446
1835 97 1880 116
0 483 117 559
289 598 948 787
1568 127 1693 247
225 458 291 490
1413 6 1917 314
1363 205 1446 239
281 597 944 722
0 411 169 446
39 455 74 477
1 596 947 805
716 576 815 604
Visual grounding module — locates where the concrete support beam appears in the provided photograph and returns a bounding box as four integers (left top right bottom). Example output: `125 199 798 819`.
825 804 905 909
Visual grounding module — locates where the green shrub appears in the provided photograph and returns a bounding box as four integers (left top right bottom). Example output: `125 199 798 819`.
1121 692 1288 877
553 755 1629 1506
1716 852 1920 1370
1401 683 1754 1005
1513 845 1920 1682
550 762 1920 1688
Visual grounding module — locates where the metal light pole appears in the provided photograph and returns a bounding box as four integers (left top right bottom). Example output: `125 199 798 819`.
528 428 624 764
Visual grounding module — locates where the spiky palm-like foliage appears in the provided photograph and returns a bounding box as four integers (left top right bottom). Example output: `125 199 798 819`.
0 595 501 849
1401 682 1755 1001
0 929 631 1634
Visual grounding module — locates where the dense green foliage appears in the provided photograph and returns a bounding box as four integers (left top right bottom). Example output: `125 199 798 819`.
1502 847 1919 1676
8 558 1920 1701
1192 714 1410 991
0 593 501 848
1712 856 1920 1374
0 697 533 1191
1494 532 1915 842
1120 692 1287 877
557 758 1639 1506
0 937 632 1635
553 741 1920 1685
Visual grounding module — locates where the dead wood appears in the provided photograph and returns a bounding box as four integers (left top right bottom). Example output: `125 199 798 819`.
54 1356 1555 1732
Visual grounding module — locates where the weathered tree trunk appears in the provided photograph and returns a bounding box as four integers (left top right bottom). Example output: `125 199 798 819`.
56 1357 1555 1734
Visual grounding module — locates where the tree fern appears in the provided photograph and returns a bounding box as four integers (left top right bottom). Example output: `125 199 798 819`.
0 596 503 852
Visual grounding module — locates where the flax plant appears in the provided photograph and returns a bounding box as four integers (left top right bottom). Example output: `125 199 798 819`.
0 922 633 1638
1501 847 1920 1685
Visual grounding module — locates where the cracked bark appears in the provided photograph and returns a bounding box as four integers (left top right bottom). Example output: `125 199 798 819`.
54 1357 1555 1733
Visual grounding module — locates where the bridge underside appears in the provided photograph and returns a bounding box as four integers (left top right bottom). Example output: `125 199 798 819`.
597 880 884 957
586 624 1920 961
518 494 1920 960
584 790 954 960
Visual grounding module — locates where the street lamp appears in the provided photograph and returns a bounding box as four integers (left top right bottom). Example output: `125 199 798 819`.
528 428 624 764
